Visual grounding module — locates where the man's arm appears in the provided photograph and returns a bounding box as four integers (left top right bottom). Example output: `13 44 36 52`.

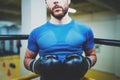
85 47 97 66
24 48 38 70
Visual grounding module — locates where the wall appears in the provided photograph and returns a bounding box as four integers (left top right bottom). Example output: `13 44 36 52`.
72 12 120 76
21 0 46 79
115 15 120 77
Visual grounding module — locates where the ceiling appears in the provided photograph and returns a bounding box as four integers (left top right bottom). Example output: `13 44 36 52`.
0 0 120 21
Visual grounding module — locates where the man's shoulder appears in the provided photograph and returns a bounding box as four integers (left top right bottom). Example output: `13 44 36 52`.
73 20 91 31
32 22 49 32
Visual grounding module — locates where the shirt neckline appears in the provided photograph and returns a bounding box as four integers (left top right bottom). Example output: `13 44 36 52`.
47 19 75 27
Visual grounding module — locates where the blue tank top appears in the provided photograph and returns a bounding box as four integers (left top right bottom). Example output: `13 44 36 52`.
28 20 94 61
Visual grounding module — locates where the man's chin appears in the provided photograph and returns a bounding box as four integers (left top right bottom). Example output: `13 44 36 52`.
51 10 68 19
52 13 63 19
53 15 64 20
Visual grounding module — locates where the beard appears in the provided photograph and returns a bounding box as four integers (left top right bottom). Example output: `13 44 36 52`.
49 5 68 20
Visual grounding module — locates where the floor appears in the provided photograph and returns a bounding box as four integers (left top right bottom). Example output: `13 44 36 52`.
84 69 120 80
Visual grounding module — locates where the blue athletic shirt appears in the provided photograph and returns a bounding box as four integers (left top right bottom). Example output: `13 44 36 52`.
28 19 94 61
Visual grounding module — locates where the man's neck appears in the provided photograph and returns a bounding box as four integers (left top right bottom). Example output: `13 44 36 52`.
50 13 72 24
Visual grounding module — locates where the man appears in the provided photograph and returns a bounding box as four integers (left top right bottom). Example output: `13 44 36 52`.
24 0 97 80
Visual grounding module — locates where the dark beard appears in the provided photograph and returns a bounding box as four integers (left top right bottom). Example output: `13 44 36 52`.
50 6 68 20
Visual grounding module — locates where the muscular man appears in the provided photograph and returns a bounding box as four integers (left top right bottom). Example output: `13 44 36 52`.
24 0 97 80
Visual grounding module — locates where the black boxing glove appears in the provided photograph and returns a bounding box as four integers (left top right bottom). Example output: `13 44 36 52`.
29 55 62 80
64 54 92 80
29 58 42 74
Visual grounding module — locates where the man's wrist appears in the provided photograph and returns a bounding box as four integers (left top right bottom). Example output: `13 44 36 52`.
86 56 93 69
28 59 35 71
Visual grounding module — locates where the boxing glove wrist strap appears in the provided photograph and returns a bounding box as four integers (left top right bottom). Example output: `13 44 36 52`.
29 59 35 72
86 56 93 69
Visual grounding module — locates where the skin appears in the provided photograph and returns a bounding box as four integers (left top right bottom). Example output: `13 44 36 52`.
24 0 97 73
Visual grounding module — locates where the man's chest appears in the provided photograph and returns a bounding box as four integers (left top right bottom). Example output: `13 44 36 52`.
36 28 86 49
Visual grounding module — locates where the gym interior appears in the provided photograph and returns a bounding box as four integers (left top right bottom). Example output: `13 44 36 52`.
0 0 120 80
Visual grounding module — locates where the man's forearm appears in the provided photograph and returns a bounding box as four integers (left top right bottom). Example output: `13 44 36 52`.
24 58 33 70
89 54 97 66
85 48 97 66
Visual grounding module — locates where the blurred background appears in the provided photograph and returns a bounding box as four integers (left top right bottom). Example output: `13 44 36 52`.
0 0 120 80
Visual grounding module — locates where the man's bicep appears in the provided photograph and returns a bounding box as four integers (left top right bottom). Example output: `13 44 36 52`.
28 31 39 53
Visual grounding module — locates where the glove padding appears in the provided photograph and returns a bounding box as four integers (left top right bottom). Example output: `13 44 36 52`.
64 54 93 80
29 55 62 80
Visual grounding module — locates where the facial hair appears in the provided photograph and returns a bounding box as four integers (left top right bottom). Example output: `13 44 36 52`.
50 5 68 20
